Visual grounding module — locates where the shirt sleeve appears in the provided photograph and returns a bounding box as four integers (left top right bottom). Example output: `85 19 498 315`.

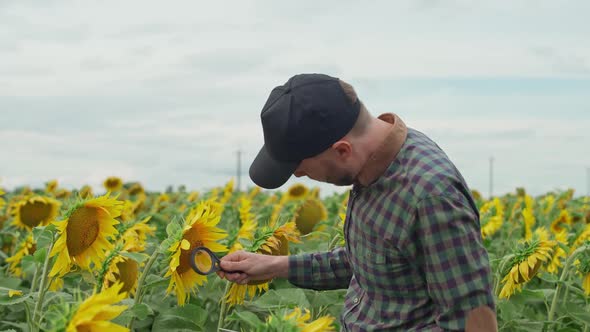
414 195 496 331
287 246 353 290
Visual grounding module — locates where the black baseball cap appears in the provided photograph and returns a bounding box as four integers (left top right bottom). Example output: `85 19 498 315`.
249 73 361 189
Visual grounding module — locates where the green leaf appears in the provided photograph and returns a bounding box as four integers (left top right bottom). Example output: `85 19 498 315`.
120 252 149 264
120 303 153 321
507 289 546 307
232 310 263 328
0 292 31 305
0 277 22 290
21 255 37 276
538 272 559 283
33 247 47 264
43 291 74 307
564 302 590 325
557 328 582 332
33 225 55 248
143 274 168 291
252 289 310 310
152 304 207 331
166 221 181 238
558 242 570 253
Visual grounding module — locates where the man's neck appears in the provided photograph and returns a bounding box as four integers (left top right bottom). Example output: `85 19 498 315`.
353 113 408 187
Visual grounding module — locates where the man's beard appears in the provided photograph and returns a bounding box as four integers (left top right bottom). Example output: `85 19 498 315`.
327 173 355 186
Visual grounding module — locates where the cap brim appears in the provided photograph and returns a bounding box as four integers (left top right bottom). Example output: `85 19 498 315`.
249 145 300 189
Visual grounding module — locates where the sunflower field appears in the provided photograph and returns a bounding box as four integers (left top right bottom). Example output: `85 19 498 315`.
0 178 589 332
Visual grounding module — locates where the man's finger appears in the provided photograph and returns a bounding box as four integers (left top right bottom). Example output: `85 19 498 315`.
222 250 247 262
224 272 245 283
220 259 246 272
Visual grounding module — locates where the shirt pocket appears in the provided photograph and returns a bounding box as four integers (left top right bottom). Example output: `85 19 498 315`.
357 243 420 295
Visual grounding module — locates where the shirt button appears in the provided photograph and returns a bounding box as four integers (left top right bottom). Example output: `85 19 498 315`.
353 297 359 304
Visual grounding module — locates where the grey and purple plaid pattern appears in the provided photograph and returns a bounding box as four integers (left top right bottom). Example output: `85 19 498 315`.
289 128 495 331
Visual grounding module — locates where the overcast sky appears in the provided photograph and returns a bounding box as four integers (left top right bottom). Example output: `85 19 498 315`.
1 0 589 198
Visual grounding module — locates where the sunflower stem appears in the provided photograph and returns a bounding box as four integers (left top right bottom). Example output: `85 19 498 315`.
217 281 231 331
128 250 159 330
32 240 54 332
24 301 33 332
29 264 40 294
548 245 590 325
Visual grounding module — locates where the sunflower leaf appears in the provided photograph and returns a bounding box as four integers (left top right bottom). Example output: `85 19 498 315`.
120 252 149 264
33 247 47 264
0 292 30 305
152 304 206 331
563 302 590 325
227 310 263 328
166 220 182 238
32 226 54 248
118 303 153 321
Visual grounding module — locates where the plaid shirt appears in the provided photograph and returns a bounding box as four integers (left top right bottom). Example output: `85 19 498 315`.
289 114 495 331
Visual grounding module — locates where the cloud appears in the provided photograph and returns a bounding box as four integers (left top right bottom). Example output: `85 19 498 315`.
1 0 589 198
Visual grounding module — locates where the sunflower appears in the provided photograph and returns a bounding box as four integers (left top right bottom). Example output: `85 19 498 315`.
283 183 309 203
152 193 170 213
499 236 555 299
543 195 555 215
5 234 36 277
263 307 336 332
481 198 504 239
225 222 300 306
55 188 71 199
0 188 6 211
49 276 64 291
309 187 320 199
11 195 61 230
293 198 328 235
551 209 573 234
220 178 235 205
46 179 58 194
247 186 261 200
127 182 144 196
186 191 200 203
583 273 590 296
165 201 227 305
121 216 155 252
228 197 258 252
547 229 568 274
557 189 574 209
79 185 93 199
575 251 590 295
101 224 150 295
471 189 483 202
49 193 124 277
571 224 590 251
103 256 139 295
66 282 128 332
522 207 535 241
103 176 123 192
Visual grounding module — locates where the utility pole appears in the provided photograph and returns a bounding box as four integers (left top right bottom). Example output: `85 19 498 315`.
236 150 242 193
489 156 494 199
586 167 590 197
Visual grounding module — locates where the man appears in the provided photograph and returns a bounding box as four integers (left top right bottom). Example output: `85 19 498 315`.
218 73 497 331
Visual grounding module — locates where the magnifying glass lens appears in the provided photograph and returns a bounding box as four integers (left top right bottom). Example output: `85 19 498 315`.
193 249 214 274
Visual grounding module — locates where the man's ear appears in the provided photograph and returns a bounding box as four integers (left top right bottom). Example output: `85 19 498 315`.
332 140 352 160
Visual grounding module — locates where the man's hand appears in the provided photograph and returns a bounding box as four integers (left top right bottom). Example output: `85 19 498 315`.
465 305 497 332
217 251 289 285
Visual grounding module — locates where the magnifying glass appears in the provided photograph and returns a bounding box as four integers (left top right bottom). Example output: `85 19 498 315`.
189 246 226 275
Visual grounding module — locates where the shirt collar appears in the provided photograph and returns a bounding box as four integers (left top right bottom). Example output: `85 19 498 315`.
354 113 408 187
